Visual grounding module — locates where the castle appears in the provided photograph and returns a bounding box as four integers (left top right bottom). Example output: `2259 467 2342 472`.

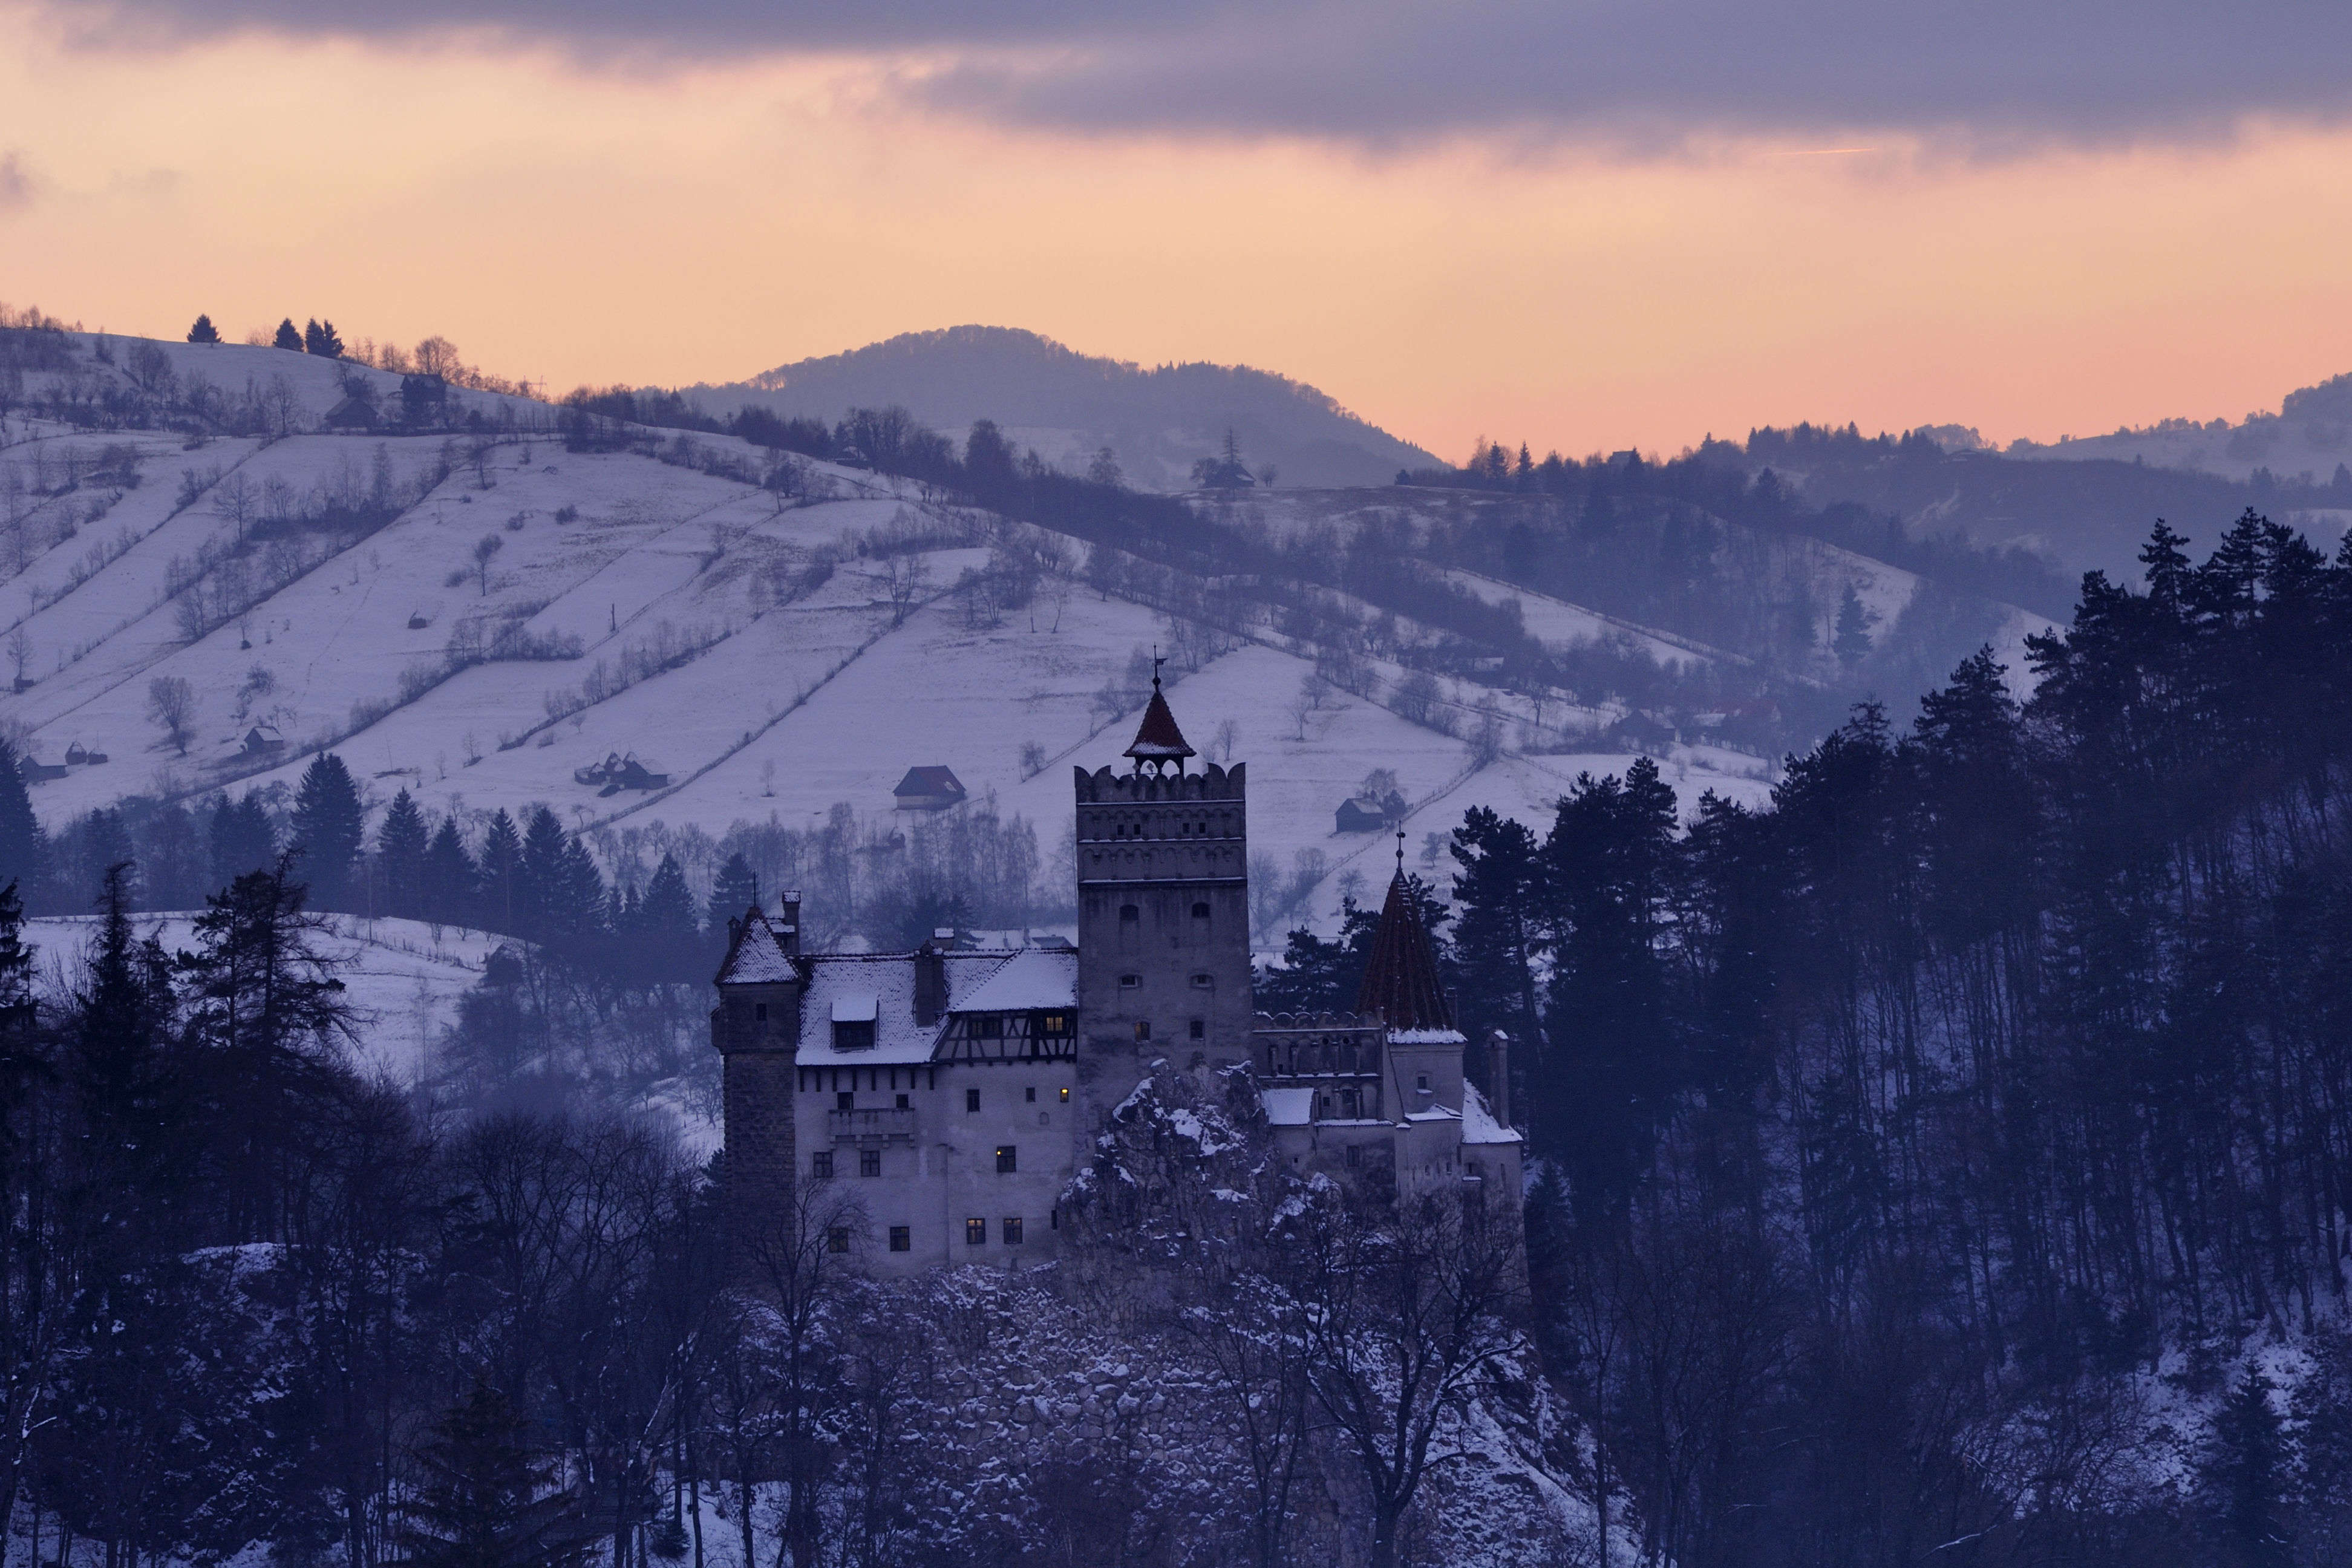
710 679 1521 1272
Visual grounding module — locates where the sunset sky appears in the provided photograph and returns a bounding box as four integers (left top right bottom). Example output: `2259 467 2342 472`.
7 0 2352 461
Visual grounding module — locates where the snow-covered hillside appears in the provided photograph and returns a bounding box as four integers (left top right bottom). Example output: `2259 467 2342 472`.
1 330 1790 942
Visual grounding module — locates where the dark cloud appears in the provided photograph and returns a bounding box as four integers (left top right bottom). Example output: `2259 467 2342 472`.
39 0 2352 147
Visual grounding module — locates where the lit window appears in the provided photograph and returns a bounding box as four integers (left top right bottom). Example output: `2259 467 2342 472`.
1003 1217 1024 1245
996 1145 1018 1173
966 1218 987 1246
826 1227 850 1253
861 1148 881 1177
1059 1086 1070 1102
965 1088 981 1112
811 1151 834 1178
888 1226 910 1252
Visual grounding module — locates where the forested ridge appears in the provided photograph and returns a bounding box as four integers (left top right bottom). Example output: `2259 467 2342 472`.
1294 506 2352 1566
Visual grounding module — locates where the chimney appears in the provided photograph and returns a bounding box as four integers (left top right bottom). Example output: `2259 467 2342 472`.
1486 1030 1512 1128
914 933 949 1027
775 889 801 956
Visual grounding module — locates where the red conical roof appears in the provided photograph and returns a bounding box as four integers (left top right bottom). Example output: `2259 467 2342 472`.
1355 867 1453 1031
1126 678 1195 761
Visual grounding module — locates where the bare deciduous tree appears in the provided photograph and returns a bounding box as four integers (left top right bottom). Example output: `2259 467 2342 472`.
146 675 195 755
472 533 503 596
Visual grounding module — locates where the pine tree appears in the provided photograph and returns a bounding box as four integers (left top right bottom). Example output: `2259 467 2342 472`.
209 791 277 892
289 753 365 911
67 808 138 913
423 817 475 929
273 318 303 351
551 837 607 944
2206 1368 2293 1568
1448 806 1543 1087
69 864 178 1263
476 811 524 933
403 1380 591 1568
178 861 356 1239
0 740 47 908
310 319 344 359
518 808 570 938
705 852 758 937
1832 583 1873 668
186 313 221 345
376 789 430 920
640 855 697 941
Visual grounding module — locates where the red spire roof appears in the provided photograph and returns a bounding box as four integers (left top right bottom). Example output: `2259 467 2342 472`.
1354 863 1453 1032
1126 675 1195 762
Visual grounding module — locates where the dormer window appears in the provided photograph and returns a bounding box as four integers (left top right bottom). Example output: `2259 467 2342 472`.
831 991 878 1051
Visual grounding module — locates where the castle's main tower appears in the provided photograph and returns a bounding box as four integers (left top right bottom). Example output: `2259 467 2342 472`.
1073 676 1253 1129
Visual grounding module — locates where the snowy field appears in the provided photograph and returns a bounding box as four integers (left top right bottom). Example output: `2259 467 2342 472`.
0 331 1820 944
25 912 497 1088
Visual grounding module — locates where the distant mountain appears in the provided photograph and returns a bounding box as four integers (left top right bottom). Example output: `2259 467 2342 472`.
2005 368 2352 485
686 325 1438 492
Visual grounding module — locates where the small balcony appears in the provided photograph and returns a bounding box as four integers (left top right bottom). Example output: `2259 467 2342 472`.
829 1107 916 1143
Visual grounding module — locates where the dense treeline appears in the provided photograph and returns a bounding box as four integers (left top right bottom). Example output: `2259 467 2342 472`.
1295 508 2352 1566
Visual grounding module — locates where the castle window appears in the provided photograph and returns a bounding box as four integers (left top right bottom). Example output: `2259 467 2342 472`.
861 1148 881 1177
1119 973 1141 989
1134 1021 1151 1042
896 1093 910 1108
1037 1011 1071 1034
827 1227 850 1253
1417 1073 1431 1092
1345 1145 1362 1169
832 1019 875 1051
1189 1019 1205 1040
1191 901 1210 920
1003 1217 1024 1245
966 1218 987 1246
1059 1086 1070 1102
1119 903 1140 924
1025 1085 1036 1103
966 1088 981 1112
754 1002 767 1021
837 1091 854 1111
976 1014 1003 1039
1191 973 1212 988
889 1226 910 1252
811 1151 834 1178
996 1145 1018 1172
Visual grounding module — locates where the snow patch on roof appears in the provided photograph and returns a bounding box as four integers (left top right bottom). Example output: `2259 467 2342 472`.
716 911 795 984
955 946 1078 1013
796 949 1013 1065
831 991 878 1022
1463 1082 1521 1146
1390 1027 1467 1045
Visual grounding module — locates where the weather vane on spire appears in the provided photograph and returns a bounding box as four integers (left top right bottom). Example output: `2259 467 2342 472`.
1152 646 1165 690
1396 825 1406 876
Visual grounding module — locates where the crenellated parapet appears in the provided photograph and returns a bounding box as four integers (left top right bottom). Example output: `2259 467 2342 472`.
1073 760 1245 806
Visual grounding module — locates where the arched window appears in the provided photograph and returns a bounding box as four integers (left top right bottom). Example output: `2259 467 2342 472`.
1191 901 1210 920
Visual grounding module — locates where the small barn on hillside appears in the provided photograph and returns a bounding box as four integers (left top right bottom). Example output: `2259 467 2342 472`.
323 396 380 431
893 766 967 811
240 723 286 759
1335 789 1408 834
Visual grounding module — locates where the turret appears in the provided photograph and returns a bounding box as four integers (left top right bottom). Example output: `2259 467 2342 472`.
711 903 806 1261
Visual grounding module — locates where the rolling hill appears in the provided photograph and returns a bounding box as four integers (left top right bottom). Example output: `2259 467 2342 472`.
685 325 1439 491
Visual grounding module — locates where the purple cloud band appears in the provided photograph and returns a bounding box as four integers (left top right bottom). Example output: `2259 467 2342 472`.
39 0 2352 147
